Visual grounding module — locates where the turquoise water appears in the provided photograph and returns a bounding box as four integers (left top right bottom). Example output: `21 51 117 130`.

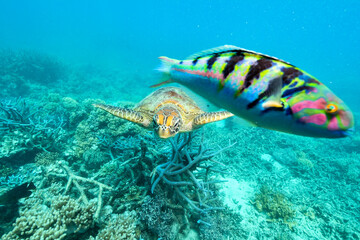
0 1 359 239
1 1 360 108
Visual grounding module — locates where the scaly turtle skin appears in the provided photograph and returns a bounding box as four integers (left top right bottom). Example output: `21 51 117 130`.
93 87 234 138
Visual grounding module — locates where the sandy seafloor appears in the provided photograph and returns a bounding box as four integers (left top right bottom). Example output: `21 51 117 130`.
0 53 359 240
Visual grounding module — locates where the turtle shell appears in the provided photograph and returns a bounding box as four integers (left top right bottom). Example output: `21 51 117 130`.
134 87 204 124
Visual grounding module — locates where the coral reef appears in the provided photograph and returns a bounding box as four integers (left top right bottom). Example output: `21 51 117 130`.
139 195 178 240
46 161 113 221
2 186 96 240
34 152 60 166
151 133 234 213
252 185 296 230
89 211 138 240
0 50 66 98
0 49 359 240
0 50 65 85
199 210 246 240
0 98 66 161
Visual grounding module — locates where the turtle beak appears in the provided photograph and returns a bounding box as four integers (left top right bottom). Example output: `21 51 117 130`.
157 127 175 139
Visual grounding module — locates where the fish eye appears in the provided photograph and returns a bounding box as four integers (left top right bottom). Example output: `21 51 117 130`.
325 103 338 114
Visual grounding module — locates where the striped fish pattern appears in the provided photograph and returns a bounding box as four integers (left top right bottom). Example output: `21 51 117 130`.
155 45 354 138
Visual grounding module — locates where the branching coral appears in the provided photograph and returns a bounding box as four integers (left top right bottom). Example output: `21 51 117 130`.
0 98 65 158
97 134 142 161
151 133 235 214
2 158 116 239
46 161 113 221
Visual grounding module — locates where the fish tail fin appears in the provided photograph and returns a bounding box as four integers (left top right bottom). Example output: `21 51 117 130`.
150 56 179 88
156 56 178 73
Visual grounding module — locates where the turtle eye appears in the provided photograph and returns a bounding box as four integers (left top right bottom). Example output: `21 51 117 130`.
326 103 338 114
153 116 159 126
172 119 181 132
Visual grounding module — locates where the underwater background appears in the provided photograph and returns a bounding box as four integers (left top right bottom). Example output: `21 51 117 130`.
0 0 359 239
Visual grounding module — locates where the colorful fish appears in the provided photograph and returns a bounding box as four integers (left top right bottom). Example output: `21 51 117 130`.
154 45 354 138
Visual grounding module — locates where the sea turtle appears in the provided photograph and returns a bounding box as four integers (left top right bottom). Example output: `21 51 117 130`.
93 87 234 138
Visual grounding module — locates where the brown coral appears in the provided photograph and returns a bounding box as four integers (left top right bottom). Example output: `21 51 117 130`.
2 190 96 240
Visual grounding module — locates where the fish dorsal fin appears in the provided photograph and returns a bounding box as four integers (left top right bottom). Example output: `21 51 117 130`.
186 45 240 60
262 76 284 109
186 45 292 66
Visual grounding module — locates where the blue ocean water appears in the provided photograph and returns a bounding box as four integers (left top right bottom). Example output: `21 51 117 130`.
0 1 359 239
1 0 360 108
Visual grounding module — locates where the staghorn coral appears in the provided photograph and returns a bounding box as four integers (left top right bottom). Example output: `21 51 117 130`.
46 161 113 221
0 98 66 159
151 133 235 213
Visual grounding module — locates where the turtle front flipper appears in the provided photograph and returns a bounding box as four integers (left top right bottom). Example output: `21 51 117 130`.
93 103 150 127
193 111 234 126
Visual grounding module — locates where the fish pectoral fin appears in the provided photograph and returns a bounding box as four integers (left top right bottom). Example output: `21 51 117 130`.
193 111 234 126
150 79 173 88
93 103 146 125
261 76 284 109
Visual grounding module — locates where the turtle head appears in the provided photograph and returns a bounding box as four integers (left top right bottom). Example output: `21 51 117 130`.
153 107 183 138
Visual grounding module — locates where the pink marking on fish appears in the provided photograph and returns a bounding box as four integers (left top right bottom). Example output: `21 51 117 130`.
174 68 224 80
339 111 351 127
291 98 326 114
299 114 326 125
328 117 339 130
